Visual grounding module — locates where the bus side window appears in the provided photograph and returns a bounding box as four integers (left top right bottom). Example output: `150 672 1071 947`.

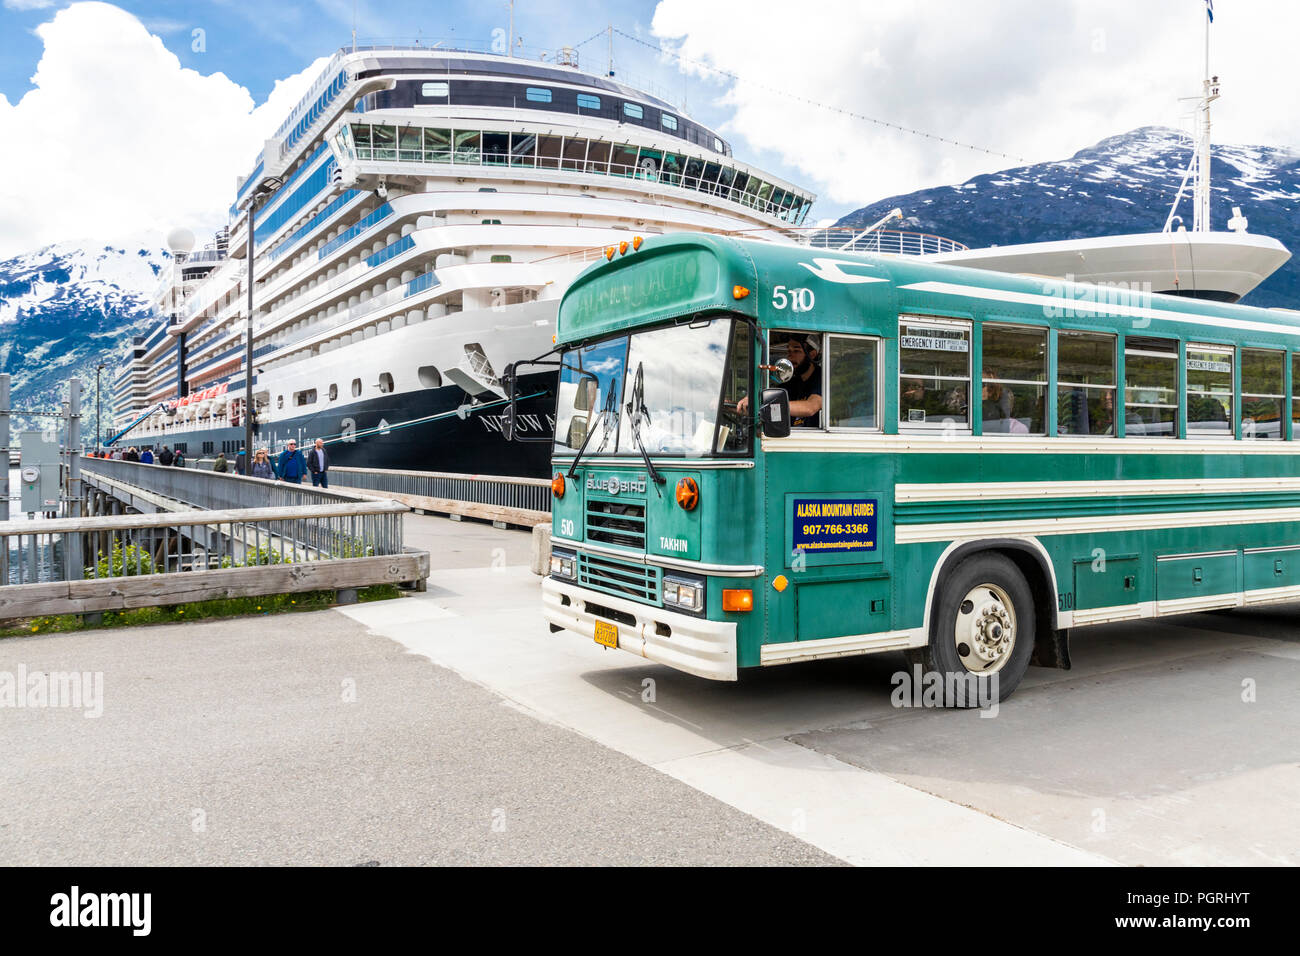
826 334 880 429
1057 330 1116 436
899 316 971 430
982 323 1046 435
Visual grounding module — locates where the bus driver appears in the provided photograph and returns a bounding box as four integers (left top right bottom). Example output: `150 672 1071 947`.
739 332 824 428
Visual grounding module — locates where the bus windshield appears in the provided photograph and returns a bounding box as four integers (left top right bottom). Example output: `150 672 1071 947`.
553 317 750 458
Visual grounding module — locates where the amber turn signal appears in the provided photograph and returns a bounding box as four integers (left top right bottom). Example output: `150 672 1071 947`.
733 285 750 299
619 240 630 255
632 235 643 250
551 473 565 498
604 246 616 260
722 589 754 612
675 476 699 511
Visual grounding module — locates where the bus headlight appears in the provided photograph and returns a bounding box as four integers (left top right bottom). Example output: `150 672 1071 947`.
550 549 576 581
663 574 705 613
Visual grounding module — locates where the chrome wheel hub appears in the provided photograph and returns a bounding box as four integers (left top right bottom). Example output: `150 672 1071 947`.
954 583 1016 674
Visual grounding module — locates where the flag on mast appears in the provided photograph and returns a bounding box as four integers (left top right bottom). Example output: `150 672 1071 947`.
1206 0 1214 21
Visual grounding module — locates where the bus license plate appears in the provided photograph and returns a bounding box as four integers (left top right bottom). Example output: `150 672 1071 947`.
594 620 619 649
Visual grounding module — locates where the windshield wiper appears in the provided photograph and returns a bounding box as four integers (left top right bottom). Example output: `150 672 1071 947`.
625 362 666 494
566 379 619 480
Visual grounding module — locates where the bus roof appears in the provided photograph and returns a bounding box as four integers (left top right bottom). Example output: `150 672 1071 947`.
556 233 1300 347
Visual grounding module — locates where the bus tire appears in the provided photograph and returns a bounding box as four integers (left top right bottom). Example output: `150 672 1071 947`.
921 552 1035 706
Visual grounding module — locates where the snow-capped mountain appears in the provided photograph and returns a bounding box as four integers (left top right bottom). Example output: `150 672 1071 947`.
0 240 168 440
838 126 1300 307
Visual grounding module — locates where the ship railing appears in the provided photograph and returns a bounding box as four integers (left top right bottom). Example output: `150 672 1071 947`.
795 227 968 255
328 467 551 527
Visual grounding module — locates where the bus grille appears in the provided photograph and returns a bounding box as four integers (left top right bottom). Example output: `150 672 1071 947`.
578 552 660 605
586 500 646 550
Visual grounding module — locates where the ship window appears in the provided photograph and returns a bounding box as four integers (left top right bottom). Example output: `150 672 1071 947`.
537 135 563 169
611 144 640 178
510 132 537 167
421 81 449 98
622 102 644 119
491 254 512 263
1241 347 1283 440
481 219 502 225
418 366 442 388
577 93 600 110
453 130 480 164
277 395 284 410
560 137 588 171
378 372 394 393
328 383 338 401
714 137 724 152
399 126 422 161
525 87 552 103
371 125 396 160
351 377 362 397
423 128 451 163
352 123 371 160
661 114 678 131
482 132 509 166
585 140 611 174
295 389 317 407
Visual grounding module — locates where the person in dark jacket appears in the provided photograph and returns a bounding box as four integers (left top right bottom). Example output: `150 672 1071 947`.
124 447 139 462
307 438 330 488
158 445 174 466
213 452 229 473
173 449 186 468
276 440 307 484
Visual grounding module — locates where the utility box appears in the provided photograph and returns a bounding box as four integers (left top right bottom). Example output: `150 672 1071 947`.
19 430 61 515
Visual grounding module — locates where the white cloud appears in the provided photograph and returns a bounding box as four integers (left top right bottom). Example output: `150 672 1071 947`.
651 0 1300 208
3 0 57 11
0 2 326 257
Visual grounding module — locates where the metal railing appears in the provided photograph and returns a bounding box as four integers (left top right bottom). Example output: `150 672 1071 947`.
331 466 551 522
798 227 968 255
1 501 407 587
83 457 362 511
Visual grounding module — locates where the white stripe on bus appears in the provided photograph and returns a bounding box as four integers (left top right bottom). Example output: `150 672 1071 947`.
763 434 1296 455
895 477 1300 502
895 505 1300 544
897 280 1300 338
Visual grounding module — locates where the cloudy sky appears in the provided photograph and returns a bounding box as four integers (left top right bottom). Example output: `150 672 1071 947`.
0 0 1296 256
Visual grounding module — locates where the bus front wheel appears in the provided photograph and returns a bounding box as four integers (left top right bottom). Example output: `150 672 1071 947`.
915 553 1035 706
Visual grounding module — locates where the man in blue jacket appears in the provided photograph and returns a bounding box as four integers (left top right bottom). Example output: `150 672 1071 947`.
277 439 307 484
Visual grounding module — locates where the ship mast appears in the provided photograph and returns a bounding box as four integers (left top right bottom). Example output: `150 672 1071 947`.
1164 1 1219 233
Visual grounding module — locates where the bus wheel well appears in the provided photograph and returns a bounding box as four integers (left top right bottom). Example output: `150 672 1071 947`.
933 541 1071 671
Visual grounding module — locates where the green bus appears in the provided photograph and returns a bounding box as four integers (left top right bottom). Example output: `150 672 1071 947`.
505 233 1300 704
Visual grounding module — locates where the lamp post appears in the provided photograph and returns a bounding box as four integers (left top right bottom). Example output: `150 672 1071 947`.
242 181 281 474
95 362 105 451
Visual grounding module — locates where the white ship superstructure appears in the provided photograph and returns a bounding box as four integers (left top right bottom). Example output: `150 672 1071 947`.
111 45 817 474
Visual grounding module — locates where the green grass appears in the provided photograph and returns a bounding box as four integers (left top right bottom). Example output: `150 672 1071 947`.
0 584 403 638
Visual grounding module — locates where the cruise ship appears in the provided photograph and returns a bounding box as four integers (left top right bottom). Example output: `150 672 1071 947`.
110 44 1290 476
110 45 819 476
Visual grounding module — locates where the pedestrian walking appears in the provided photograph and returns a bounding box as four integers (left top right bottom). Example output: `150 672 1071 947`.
307 438 330 488
213 452 229 473
173 448 186 468
158 445 174 466
251 448 275 479
140 447 154 465
276 440 307 484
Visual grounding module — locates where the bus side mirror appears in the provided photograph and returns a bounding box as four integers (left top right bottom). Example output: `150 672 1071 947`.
760 388 791 439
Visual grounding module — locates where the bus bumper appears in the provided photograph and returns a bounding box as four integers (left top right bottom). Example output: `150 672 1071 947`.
542 577 738 681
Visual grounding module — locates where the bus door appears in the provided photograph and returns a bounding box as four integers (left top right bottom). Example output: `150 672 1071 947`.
763 330 892 647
